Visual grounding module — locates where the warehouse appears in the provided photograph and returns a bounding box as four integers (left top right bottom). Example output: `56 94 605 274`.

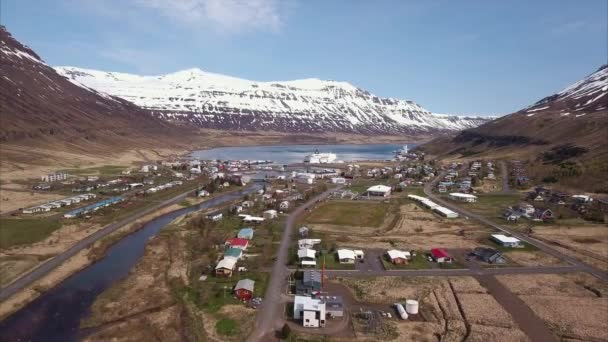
366 185 392 197
432 206 459 218
448 193 478 203
491 234 522 248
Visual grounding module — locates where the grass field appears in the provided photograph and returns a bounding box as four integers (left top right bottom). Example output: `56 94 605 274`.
215 318 239 336
305 201 388 227
0 217 62 248
381 253 432 270
59 165 128 176
452 193 521 218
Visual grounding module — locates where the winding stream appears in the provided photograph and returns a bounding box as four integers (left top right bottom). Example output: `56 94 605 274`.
0 186 259 342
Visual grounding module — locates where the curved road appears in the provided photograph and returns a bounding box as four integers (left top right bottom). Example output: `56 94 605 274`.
248 187 340 342
0 186 253 302
424 171 608 282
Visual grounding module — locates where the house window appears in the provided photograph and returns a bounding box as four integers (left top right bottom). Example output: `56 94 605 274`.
305 319 309 323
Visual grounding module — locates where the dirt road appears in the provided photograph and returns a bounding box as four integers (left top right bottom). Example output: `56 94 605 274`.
248 187 340 342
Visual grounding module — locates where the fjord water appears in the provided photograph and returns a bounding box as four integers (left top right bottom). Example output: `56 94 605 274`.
191 143 413 164
0 187 259 342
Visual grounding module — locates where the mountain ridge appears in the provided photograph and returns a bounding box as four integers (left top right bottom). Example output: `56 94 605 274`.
55 66 494 135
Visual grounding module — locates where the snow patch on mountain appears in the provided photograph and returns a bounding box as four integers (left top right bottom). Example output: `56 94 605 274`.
55 66 493 134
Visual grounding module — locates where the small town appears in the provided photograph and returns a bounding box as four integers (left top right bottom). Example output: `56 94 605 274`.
2 146 606 341
1 2 607 341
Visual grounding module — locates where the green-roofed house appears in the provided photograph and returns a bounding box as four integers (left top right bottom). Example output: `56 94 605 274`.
224 247 243 259
237 227 254 240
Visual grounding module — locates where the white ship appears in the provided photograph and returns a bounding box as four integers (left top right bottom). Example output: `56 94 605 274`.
303 150 337 164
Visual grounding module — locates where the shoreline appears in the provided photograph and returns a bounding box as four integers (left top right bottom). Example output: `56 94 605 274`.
0 192 217 320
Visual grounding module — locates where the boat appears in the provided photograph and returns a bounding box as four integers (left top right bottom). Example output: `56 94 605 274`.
303 149 337 164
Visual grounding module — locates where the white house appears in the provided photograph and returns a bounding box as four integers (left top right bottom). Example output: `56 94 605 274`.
366 185 392 197
337 249 356 264
491 234 522 248
263 209 278 220
330 177 346 184
206 211 223 221
294 295 326 328
448 193 478 203
299 239 322 249
387 249 411 264
242 215 265 224
279 201 290 210
298 248 317 267
295 177 314 185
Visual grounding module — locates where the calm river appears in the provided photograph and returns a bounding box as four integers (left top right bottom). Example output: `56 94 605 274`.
0 186 260 342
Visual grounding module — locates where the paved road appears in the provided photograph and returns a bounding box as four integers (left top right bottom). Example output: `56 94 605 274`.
424 171 608 282
0 186 249 302
248 187 339 342
499 161 512 193
321 265 582 278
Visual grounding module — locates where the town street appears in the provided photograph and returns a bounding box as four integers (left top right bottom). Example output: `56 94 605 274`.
249 187 340 342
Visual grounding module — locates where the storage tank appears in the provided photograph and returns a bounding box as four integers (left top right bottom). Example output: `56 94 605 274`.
394 303 408 320
405 300 419 314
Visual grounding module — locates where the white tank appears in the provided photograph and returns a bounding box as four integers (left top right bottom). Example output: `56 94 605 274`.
394 303 408 320
405 299 419 314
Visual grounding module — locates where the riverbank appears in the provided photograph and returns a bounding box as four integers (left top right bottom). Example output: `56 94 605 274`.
0 201 188 320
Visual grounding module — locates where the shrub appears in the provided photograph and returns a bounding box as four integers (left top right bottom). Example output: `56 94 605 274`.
280 323 291 339
216 318 239 336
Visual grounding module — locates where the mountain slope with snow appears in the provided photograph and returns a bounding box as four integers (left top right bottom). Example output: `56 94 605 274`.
421 64 608 160
55 66 492 134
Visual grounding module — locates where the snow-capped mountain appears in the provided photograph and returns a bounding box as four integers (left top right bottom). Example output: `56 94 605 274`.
423 64 608 159
55 66 492 134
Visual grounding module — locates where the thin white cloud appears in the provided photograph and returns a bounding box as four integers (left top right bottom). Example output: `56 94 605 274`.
551 20 587 35
134 0 287 33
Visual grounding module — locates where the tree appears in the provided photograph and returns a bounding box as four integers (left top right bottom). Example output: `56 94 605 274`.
280 323 291 339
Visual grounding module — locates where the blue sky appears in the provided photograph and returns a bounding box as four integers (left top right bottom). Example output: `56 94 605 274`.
2 0 607 115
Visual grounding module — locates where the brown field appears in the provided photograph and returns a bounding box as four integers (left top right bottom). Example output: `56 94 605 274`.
0 255 41 287
309 202 492 250
496 273 608 341
84 305 182 342
335 276 528 341
82 235 176 327
504 250 566 267
532 224 608 260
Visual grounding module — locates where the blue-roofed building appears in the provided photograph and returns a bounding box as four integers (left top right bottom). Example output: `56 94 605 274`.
224 247 243 259
237 227 254 240
63 196 124 218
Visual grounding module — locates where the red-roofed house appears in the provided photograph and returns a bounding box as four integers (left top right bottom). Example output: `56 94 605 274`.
226 238 249 250
430 248 453 263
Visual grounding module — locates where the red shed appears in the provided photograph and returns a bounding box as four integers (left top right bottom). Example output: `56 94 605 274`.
226 238 249 250
234 278 255 300
431 248 453 263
